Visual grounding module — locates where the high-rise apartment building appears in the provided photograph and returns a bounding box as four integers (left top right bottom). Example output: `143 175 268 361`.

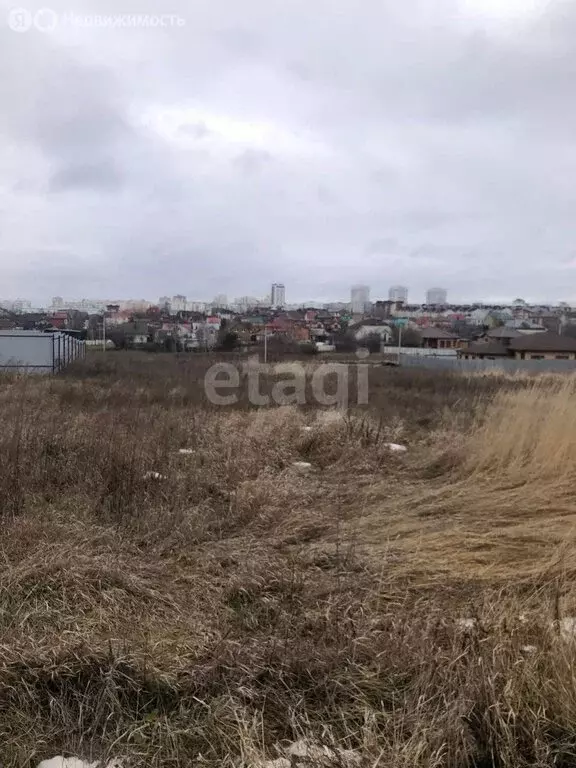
350 285 370 314
271 283 286 308
187 301 207 312
213 294 228 308
234 296 261 312
388 285 408 303
426 287 448 306
171 295 187 312
12 299 32 312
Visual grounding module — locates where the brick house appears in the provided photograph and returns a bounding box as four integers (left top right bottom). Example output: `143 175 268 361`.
459 341 509 360
508 332 576 360
50 311 69 329
482 327 523 346
460 332 576 361
419 327 458 349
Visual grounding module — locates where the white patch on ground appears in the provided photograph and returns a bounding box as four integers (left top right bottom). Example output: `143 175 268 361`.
37 759 122 768
38 761 90 768
315 410 346 428
558 617 576 638
292 461 312 471
177 448 195 455
456 618 477 629
521 645 537 653
259 759 290 768
385 443 408 453
287 740 361 765
302 426 314 433
143 471 166 480
259 740 361 768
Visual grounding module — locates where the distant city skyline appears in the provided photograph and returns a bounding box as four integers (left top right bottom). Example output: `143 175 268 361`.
6 284 576 310
4 287 576 312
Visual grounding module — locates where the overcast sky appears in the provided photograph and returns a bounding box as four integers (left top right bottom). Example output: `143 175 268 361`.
0 0 574 305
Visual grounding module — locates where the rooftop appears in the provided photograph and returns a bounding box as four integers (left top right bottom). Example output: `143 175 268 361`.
508 332 576 352
419 327 458 339
464 341 509 356
485 326 523 339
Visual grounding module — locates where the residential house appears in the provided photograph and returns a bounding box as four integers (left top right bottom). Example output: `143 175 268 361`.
373 300 406 319
107 321 150 347
506 318 551 331
532 312 562 334
267 317 291 335
445 313 467 324
309 324 331 342
350 319 393 344
157 321 195 346
291 325 311 342
509 305 558 328
125 321 150 346
461 331 576 361
241 315 267 327
467 308 491 326
419 327 459 349
267 315 310 342
508 332 576 360
493 309 514 325
50 311 69 330
459 341 509 360
200 321 220 349
104 309 132 326
483 326 524 346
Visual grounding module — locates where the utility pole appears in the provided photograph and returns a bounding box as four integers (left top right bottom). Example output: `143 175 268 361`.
264 326 268 364
397 324 402 365
102 313 106 352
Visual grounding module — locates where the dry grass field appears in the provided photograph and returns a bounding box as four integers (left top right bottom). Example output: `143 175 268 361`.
3 353 576 767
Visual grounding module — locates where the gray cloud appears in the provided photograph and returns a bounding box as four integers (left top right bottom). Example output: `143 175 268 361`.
0 0 574 304
365 238 398 256
179 122 212 140
49 160 124 192
234 149 273 176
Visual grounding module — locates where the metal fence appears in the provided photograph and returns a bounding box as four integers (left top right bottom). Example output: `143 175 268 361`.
382 346 457 357
398 354 576 374
0 331 86 373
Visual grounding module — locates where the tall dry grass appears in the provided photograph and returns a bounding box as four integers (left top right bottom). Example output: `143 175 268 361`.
357 375 576 591
466 377 576 481
1 356 576 766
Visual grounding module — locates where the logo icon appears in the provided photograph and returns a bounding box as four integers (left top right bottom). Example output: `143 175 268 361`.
33 7 57 31
7 7 32 32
